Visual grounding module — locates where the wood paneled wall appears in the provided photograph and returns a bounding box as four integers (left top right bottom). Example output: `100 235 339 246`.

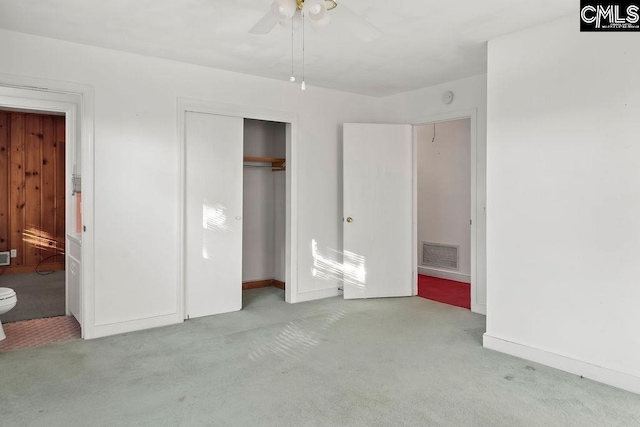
0 111 65 274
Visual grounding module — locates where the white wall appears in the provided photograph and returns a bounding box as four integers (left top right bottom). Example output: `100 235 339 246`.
417 119 471 282
484 15 640 394
0 29 385 336
242 119 285 283
381 74 487 314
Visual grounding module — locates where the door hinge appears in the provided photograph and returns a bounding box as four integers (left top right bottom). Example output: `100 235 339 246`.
470 219 472 226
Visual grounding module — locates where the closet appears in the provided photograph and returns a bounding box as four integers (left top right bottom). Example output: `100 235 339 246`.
183 112 287 320
242 119 286 294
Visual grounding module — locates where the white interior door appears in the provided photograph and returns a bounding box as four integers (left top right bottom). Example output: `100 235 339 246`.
185 112 243 319
343 123 413 299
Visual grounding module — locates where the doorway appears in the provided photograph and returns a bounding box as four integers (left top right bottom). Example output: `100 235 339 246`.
340 114 478 311
415 118 472 309
0 76 94 339
0 110 67 320
0 107 81 349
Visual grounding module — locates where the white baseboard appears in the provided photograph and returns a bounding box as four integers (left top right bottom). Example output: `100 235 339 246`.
483 333 640 395
418 266 471 283
472 302 486 316
292 287 341 303
87 313 182 339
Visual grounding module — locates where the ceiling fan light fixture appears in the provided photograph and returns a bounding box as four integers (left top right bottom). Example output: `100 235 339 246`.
301 0 323 16
310 4 323 15
304 0 331 29
309 11 331 29
271 0 297 20
279 9 303 29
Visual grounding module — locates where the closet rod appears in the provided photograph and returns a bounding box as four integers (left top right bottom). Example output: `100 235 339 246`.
244 165 285 172
243 156 284 162
243 156 286 171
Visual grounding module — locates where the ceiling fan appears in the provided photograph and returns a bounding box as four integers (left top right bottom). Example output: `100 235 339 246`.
249 0 382 42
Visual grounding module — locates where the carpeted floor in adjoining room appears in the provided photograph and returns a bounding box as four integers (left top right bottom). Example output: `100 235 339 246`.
418 274 471 309
0 270 65 323
0 287 638 426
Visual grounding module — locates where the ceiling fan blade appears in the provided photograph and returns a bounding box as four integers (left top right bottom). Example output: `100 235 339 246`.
249 11 280 34
332 3 382 42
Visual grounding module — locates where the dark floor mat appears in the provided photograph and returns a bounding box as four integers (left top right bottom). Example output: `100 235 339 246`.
0 271 65 323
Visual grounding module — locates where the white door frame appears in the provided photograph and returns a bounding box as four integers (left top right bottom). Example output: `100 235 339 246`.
177 98 299 317
409 108 480 314
0 73 95 337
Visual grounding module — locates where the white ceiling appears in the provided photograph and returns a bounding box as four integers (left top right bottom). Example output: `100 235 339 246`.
0 0 575 96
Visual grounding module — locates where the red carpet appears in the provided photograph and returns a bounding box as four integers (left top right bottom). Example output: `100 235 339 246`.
418 275 470 309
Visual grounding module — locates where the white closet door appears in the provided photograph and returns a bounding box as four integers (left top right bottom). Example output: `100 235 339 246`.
185 112 243 319
343 123 413 299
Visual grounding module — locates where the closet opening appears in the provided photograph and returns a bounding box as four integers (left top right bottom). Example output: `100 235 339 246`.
241 119 287 304
182 101 297 320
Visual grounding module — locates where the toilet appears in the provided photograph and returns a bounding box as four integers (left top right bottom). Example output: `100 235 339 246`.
0 288 17 341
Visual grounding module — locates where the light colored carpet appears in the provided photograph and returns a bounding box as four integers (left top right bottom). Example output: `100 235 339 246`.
0 287 638 426
0 271 65 323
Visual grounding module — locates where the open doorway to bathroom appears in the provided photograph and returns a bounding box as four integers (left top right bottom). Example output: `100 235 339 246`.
415 118 472 309
0 109 80 351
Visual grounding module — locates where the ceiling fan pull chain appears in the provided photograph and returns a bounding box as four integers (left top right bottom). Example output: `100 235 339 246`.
290 15 296 82
302 12 306 91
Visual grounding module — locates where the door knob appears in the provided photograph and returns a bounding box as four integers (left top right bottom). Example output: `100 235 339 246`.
346 217 353 223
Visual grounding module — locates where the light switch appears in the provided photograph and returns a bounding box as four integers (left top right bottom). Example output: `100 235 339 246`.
10 249 17 258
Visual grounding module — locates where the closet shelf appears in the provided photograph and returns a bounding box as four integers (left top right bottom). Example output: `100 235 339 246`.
243 156 286 171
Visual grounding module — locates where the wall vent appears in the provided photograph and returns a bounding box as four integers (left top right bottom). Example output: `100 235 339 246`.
422 242 458 270
0 251 10 267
